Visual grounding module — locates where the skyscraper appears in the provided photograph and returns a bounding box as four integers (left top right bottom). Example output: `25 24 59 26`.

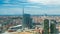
50 20 56 34
44 19 49 34
22 14 32 29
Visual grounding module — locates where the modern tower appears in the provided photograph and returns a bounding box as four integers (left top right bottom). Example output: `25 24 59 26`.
22 14 32 29
44 19 49 34
50 20 56 34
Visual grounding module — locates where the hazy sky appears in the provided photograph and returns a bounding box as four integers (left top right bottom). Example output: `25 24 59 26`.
0 0 60 15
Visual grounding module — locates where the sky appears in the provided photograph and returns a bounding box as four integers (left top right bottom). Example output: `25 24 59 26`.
0 0 60 15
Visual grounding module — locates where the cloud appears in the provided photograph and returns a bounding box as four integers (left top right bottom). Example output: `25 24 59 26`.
0 8 22 15
28 0 60 5
0 0 60 15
